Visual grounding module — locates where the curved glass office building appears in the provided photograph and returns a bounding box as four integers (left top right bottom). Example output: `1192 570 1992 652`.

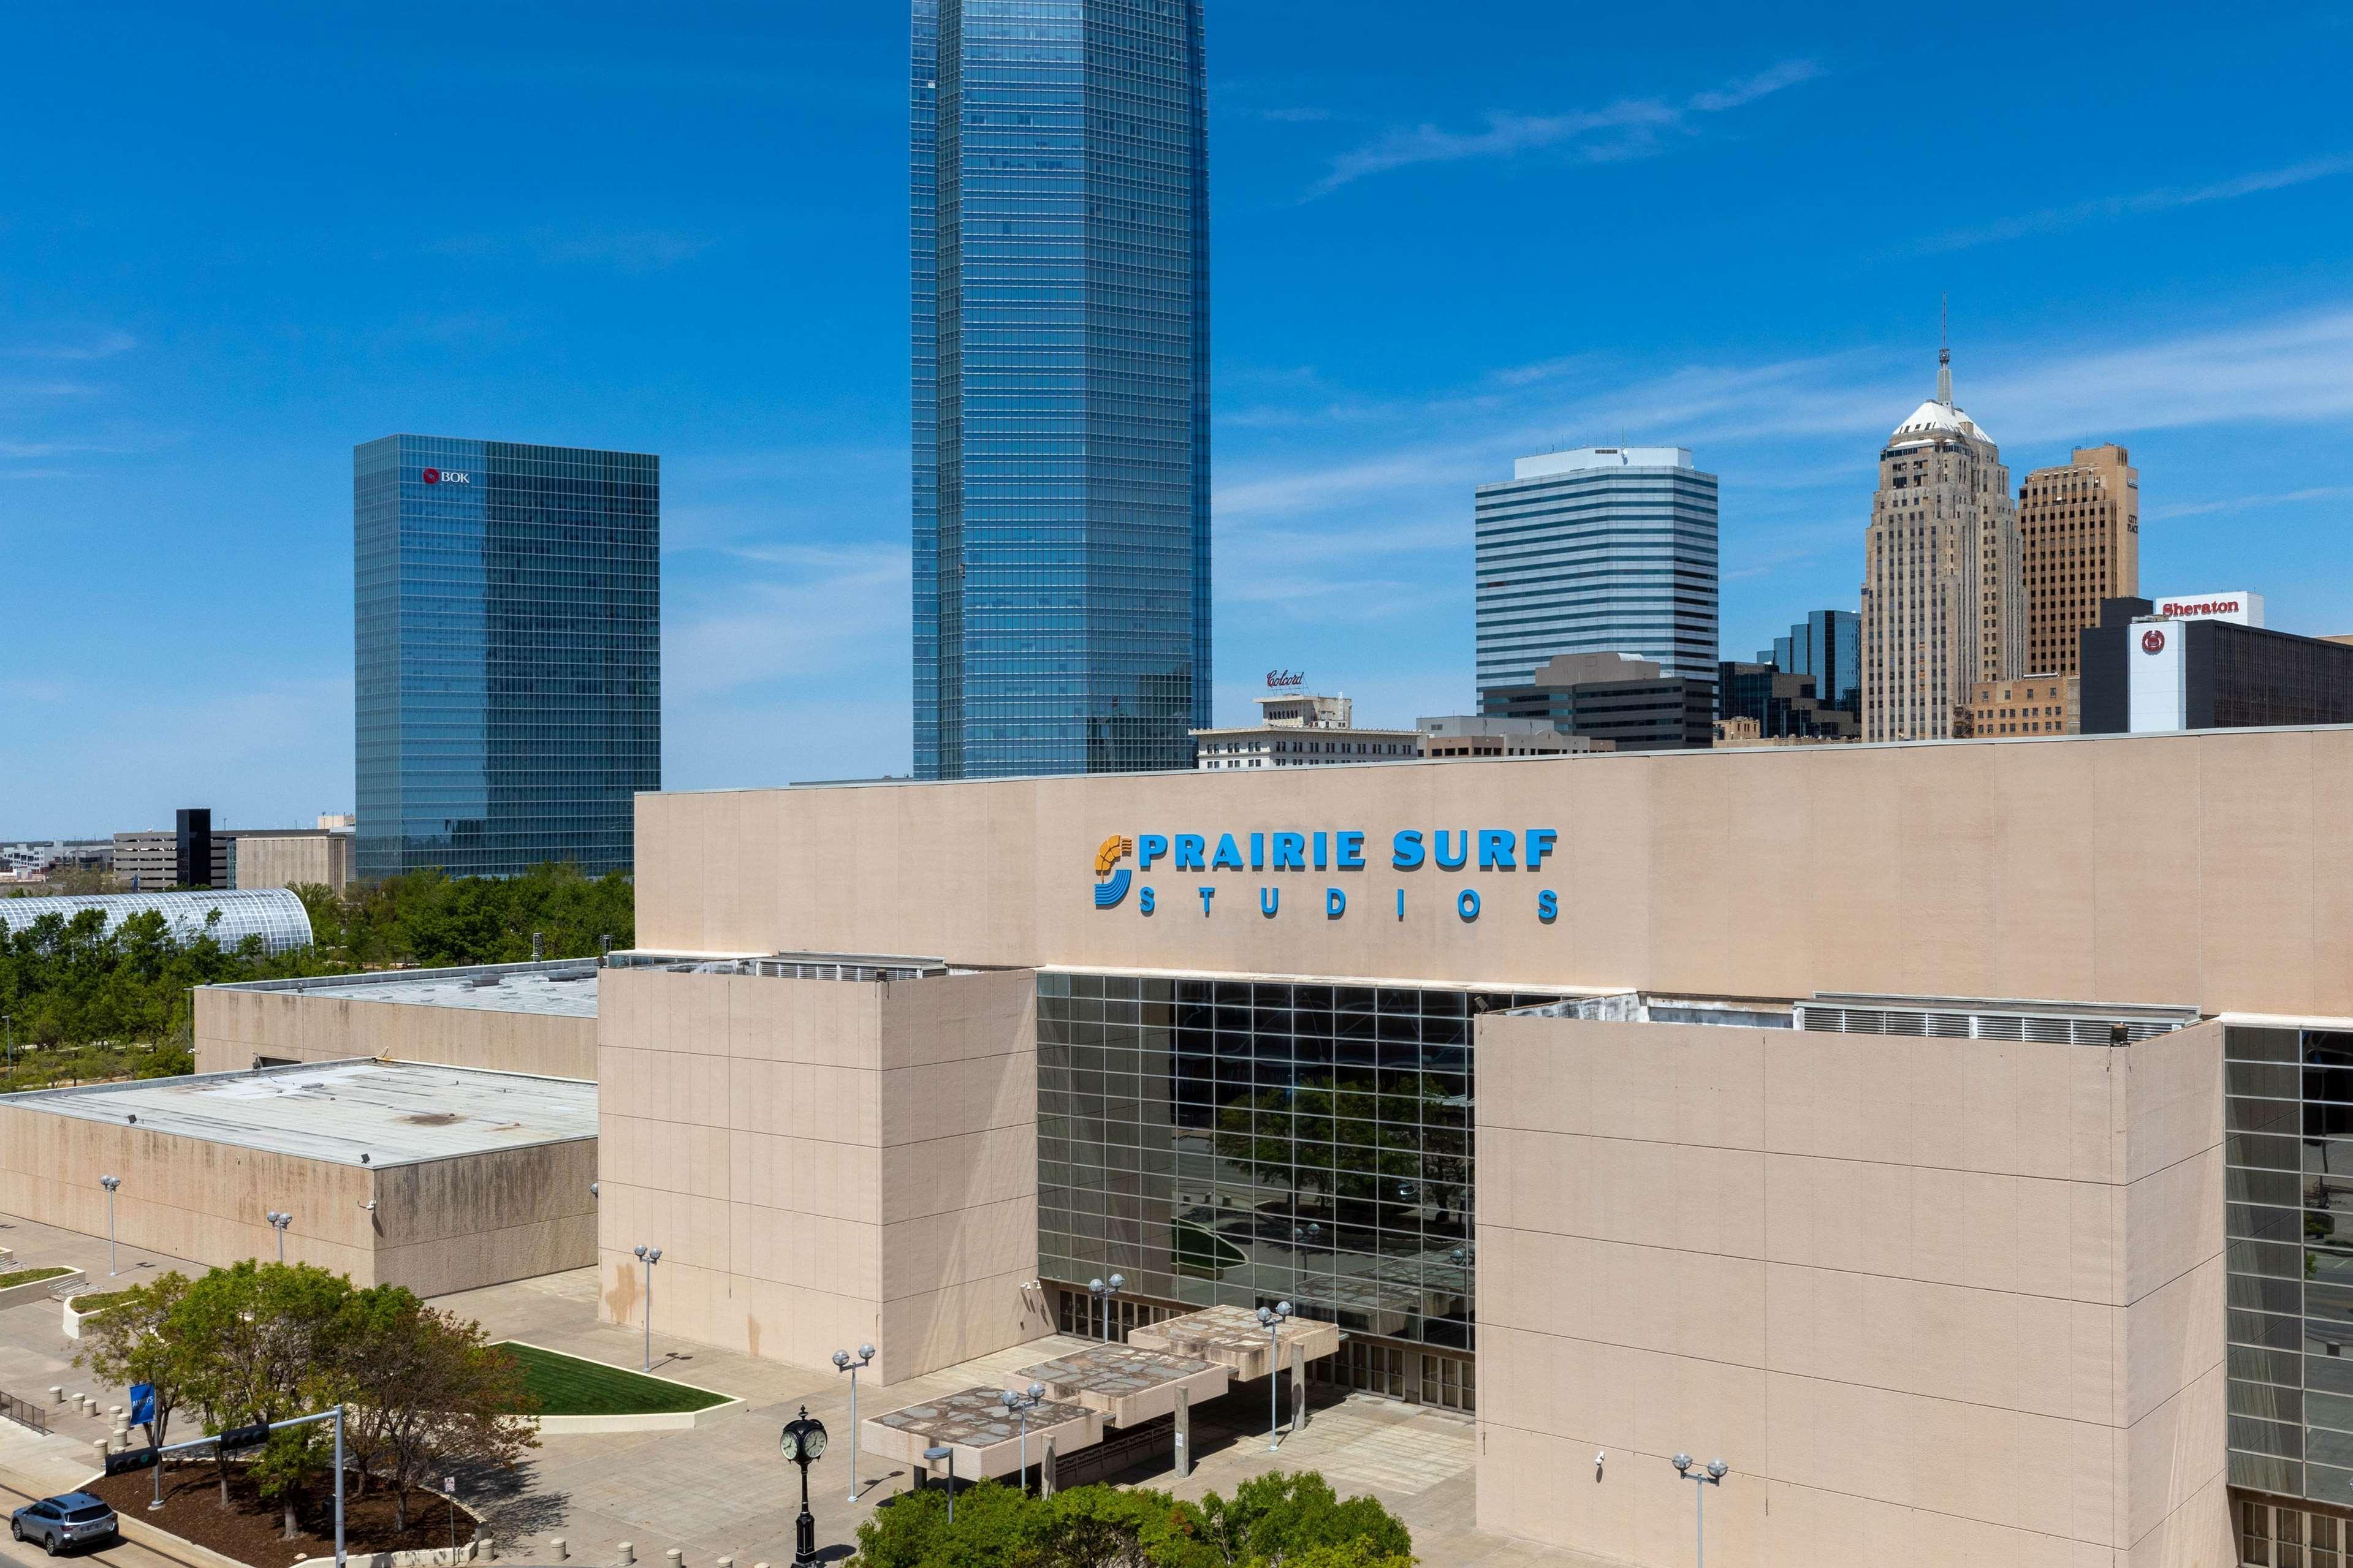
910 0 1213 780
0 890 313 953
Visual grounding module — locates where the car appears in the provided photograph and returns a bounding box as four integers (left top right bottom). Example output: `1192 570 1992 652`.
10 1493 117 1556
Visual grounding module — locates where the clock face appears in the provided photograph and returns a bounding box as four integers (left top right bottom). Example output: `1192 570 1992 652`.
802 1426 828 1459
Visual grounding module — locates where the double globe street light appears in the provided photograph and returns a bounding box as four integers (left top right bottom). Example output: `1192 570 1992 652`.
1000 1382 1048 1491
1088 1273 1125 1341
1671 1452 1730 1568
1255 1301 1293 1450
831 1344 875 1503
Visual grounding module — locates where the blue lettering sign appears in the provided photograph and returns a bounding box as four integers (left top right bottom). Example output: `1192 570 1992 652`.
1477 829 1516 869
1537 888 1557 922
1138 834 1169 869
1527 828 1557 870
1212 833 1245 870
1458 888 1480 920
1339 831 1365 869
1326 887 1346 918
1175 833 1206 871
1392 830 1424 869
1260 887 1280 917
1434 830 1468 870
1273 831 1306 869
1140 886 1157 915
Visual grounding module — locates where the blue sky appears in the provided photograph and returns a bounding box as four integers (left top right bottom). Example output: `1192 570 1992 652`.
6 1 2352 838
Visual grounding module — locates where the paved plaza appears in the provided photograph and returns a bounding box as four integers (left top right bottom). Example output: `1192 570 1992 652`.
0 1212 1607 1568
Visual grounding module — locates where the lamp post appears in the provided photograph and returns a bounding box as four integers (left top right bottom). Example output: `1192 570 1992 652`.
922 1446 956 1524
632 1245 663 1372
1255 1301 1293 1450
779 1404 828 1568
265 1209 292 1262
832 1344 875 1503
1671 1453 1728 1568
1088 1273 1125 1342
99 1176 120 1276
1000 1383 1047 1492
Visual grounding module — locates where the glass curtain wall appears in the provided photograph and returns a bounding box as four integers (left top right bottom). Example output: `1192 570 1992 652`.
2224 1023 2353 1529
1036 971 1560 1408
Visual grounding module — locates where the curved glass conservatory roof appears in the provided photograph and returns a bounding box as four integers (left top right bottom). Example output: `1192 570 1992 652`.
0 890 314 954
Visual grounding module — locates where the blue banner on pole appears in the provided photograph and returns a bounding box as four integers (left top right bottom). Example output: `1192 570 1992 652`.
129 1384 154 1425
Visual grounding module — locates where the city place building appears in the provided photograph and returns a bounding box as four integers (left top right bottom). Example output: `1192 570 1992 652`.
354 434 661 880
0 888 313 954
0 1059 595 1296
1413 715 1610 758
603 727 2353 1568
113 814 353 892
1189 692 1418 771
2021 443 2139 676
1964 673 2075 737
2083 593 2353 733
1760 607 1861 719
1717 660 1860 742
911 0 1212 780
1473 447 1719 702
1861 346 2021 740
1479 651 1714 751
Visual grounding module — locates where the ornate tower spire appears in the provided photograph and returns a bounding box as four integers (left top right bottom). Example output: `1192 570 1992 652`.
1937 294 1952 406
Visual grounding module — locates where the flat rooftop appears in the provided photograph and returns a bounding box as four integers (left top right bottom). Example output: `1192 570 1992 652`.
2 1059 598 1166
215 960 602 1018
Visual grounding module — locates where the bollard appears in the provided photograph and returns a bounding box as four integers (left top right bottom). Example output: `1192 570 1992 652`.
718 1558 734 1568
617 1543 633 1566
550 1541 566 1562
667 1549 683 1568
480 1536 496 1562
92 1440 107 1466
48 1387 61 1406
110 1405 124 1422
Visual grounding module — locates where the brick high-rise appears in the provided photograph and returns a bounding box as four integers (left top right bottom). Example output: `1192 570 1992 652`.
2019 444 2138 676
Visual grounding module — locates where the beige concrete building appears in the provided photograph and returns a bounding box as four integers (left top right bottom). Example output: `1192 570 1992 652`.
1414 715 1610 757
0 1059 597 1296
1965 673 2075 737
196 960 600 1079
230 826 356 892
2023 443 2140 677
600 725 2353 1568
1862 346 2022 741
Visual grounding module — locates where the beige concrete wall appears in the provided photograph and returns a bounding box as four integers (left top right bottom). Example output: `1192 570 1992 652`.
0 1104 595 1297
596 966 1047 1383
233 833 353 893
195 986 597 1080
1470 1013 2230 1568
636 727 2353 1017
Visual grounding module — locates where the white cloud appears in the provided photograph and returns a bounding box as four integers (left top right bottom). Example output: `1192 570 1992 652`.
2 331 135 362
2146 484 2353 521
1905 153 2353 255
1311 59 1821 195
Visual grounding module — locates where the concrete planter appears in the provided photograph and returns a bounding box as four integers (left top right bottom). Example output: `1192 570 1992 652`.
89 1464 491 1568
528 1400 743 1435
0 1269 83 1313
61 1295 115 1340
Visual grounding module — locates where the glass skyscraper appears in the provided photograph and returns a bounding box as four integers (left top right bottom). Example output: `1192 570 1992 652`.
354 435 660 881
911 0 1212 779
1473 445 1719 706
1762 608 1862 717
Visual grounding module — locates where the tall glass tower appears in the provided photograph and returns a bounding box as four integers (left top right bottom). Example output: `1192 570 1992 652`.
354 435 660 881
911 0 1212 780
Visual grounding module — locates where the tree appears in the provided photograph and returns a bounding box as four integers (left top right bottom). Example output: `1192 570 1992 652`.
75 1271 196 1447
251 1429 327 1540
1196 1472 1414 1567
326 1287 536 1531
167 1262 352 1506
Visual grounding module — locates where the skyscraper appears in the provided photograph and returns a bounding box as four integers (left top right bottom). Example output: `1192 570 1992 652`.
1473 447 1720 705
354 436 660 881
2020 444 2138 676
911 0 1212 780
1860 349 2020 741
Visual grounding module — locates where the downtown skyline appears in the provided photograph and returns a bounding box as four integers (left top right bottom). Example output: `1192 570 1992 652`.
4 1 2352 832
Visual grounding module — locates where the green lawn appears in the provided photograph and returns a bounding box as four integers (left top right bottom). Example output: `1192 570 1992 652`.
0 1267 74 1290
498 1343 730 1416
67 1289 135 1314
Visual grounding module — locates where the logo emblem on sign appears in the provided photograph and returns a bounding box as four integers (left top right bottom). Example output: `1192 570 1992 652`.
1093 835 1133 908
2142 629 2166 654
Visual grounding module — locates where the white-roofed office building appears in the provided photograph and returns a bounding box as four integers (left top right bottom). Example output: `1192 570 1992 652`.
0 889 314 954
1473 445 1719 705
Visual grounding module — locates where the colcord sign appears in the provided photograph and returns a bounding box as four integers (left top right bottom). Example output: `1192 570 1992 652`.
1265 668 1306 689
1092 828 1561 923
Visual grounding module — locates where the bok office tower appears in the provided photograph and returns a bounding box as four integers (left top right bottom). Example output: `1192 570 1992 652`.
354 436 660 881
911 0 1213 779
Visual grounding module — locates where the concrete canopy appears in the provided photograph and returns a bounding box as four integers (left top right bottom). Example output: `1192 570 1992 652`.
1013 1344 1230 1427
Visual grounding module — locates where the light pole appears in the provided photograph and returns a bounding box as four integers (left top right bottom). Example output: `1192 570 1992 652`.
99 1176 120 1276
265 1209 292 1262
1088 1273 1125 1342
922 1445 956 1524
632 1245 663 1372
1000 1383 1047 1492
832 1344 875 1502
1671 1453 1728 1568
780 1405 828 1568
1255 1301 1293 1450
